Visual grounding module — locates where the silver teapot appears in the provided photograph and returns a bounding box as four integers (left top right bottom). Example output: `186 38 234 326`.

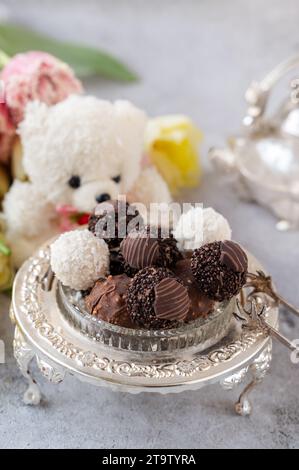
210 56 299 230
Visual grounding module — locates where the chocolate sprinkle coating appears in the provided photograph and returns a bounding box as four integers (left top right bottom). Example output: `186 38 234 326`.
127 267 187 329
107 248 138 277
190 241 248 301
120 226 182 272
88 200 142 249
109 249 125 276
173 259 215 321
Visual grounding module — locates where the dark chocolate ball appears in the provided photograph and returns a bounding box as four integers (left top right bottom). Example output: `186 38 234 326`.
88 199 142 249
190 240 248 301
173 259 215 321
85 274 135 328
109 248 137 277
109 249 125 276
120 225 182 275
127 267 189 329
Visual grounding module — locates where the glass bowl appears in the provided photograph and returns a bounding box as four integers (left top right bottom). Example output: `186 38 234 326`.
57 282 235 354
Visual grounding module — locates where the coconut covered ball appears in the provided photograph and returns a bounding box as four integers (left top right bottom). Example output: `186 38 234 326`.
173 206 232 251
50 229 109 291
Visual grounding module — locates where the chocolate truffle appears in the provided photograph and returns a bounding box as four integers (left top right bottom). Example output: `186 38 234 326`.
120 226 182 275
127 267 189 329
108 248 138 277
191 240 248 301
85 274 135 328
174 259 215 321
109 248 125 276
88 199 142 249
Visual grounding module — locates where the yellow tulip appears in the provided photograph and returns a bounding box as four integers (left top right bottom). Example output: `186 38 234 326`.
0 233 13 291
145 115 203 194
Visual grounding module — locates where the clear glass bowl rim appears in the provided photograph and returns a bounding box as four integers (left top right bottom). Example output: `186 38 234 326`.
58 281 233 339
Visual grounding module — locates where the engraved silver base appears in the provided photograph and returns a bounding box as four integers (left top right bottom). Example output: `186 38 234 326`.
11 245 278 414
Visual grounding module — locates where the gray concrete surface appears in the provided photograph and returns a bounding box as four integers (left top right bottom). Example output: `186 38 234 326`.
0 0 299 449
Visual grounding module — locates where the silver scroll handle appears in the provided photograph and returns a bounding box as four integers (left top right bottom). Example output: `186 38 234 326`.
244 55 299 129
235 271 299 352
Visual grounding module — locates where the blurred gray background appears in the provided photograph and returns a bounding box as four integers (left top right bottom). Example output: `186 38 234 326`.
0 0 299 449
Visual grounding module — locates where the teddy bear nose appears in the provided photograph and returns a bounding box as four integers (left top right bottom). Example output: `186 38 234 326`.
95 193 111 203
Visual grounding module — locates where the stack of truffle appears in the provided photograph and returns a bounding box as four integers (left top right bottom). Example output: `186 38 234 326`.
51 201 248 330
86 202 247 329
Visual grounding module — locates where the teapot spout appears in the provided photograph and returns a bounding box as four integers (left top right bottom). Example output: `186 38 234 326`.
209 146 237 173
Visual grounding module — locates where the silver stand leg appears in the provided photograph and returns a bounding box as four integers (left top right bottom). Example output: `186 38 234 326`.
235 341 272 416
235 379 258 416
13 326 42 406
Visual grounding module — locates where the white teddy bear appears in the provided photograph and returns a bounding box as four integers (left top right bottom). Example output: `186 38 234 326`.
3 95 171 266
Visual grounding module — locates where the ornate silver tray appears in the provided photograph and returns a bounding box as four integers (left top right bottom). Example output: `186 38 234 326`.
10 244 278 416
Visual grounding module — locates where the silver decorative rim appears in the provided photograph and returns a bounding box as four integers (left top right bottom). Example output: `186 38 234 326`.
12 246 276 383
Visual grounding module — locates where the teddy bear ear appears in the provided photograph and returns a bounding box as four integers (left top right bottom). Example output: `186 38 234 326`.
113 100 147 192
18 100 50 140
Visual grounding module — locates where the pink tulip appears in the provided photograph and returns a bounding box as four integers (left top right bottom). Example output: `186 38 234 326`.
1 51 83 125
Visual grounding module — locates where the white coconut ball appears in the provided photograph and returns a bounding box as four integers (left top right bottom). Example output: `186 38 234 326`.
173 207 232 251
50 229 109 291
202 207 232 245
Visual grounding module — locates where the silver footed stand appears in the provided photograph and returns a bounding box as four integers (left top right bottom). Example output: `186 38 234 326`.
11 246 280 415
13 326 42 406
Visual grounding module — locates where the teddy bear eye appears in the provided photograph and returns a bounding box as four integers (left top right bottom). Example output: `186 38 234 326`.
112 175 121 184
68 175 81 189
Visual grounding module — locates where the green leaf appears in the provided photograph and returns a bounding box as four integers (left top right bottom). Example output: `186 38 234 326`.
0 23 138 81
0 240 11 256
0 49 9 69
